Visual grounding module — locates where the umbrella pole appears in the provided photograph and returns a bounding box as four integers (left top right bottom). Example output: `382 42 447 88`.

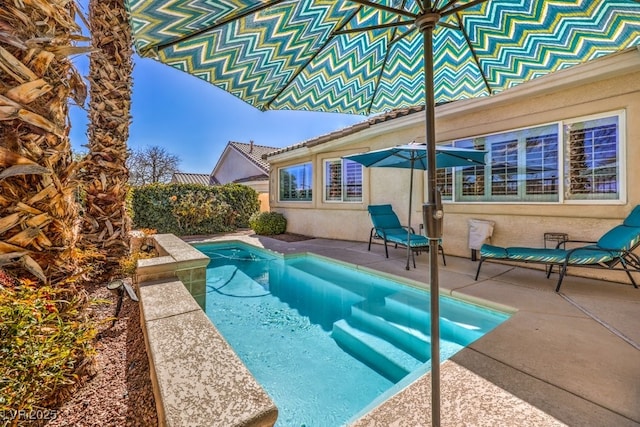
406 162 414 270
417 12 441 427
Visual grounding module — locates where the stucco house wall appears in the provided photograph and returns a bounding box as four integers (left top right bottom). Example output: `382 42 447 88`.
213 149 265 184
212 141 276 211
266 49 640 283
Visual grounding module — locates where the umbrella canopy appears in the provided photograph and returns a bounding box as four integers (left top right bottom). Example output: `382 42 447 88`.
126 1 639 115
345 143 487 169
344 143 486 271
125 1 639 425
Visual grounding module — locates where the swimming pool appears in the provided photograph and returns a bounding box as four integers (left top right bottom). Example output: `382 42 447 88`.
195 241 509 426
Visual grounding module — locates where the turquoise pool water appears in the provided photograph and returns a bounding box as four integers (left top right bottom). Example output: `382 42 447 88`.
195 241 509 426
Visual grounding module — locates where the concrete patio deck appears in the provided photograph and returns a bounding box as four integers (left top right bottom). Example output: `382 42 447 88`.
191 231 640 426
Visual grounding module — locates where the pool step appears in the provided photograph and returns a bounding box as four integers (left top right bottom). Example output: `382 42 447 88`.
285 258 388 298
331 318 423 383
350 301 430 362
274 263 365 330
383 292 486 346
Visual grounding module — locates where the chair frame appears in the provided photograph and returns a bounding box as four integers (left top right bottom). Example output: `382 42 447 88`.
367 204 446 266
555 239 640 291
474 237 640 292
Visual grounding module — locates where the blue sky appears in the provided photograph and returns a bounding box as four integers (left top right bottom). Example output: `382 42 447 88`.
69 2 365 175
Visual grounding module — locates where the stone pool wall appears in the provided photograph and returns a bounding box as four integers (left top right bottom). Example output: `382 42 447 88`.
136 234 278 426
136 234 209 309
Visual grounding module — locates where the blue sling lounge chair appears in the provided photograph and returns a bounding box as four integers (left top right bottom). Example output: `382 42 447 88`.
474 206 640 292
367 204 446 267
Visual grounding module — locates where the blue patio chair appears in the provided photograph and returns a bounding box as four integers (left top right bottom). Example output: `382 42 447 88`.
474 206 640 292
367 204 446 267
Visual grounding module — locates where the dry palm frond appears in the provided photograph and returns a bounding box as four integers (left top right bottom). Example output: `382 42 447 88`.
0 0 88 285
6 78 52 104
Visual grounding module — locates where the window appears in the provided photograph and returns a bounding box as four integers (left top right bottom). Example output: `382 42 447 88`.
279 163 312 201
565 115 619 200
435 143 453 201
454 124 559 202
525 133 559 196
436 167 453 200
324 159 363 202
446 111 622 203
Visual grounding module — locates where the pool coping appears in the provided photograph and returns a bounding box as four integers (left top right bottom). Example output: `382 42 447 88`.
136 235 278 427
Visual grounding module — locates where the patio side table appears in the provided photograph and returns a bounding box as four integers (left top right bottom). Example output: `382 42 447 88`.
544 232 568 249
544 232 568 275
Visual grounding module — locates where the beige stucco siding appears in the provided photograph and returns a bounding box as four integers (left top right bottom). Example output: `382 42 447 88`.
258 193 269 212
214 149 265 184
268 50 640 283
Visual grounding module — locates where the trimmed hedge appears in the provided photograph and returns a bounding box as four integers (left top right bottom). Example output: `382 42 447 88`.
130 183 260 235
249 211 287 235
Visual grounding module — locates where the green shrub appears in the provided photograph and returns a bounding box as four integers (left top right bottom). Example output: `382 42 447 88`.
249 211 287 235
130 183 260 235
170 191 233 233
0 281 97 413
216 183 261 228
119 247 157 277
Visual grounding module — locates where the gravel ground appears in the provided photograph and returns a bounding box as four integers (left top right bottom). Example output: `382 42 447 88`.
42 232 308 426
46 278 158 427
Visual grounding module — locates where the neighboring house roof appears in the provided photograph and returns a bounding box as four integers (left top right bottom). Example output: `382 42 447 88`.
213 141 274 174
227 141 276 173
174 141 277 188
234 174 269 183
263 105 426 159
211 140 278 185
171 172 211 185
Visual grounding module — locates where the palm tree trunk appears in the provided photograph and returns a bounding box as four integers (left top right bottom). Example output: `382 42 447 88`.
80 0 133 265
0 0 87 285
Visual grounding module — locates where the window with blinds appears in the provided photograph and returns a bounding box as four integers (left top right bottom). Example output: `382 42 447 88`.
446 110 622 203
279 163 313 201
525 134 558 196
565 116 619 200
491 140 519 196
324 159 362 202
436 168 452 200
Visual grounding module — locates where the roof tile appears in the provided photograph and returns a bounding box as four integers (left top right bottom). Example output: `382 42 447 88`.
263 106 425 159
171 173 211 185
229 141 277 172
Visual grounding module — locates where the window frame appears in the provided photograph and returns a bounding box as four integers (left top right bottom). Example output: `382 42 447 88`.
442 110 625 205
323 158 363 203
278 162 313 202
561 112 626 204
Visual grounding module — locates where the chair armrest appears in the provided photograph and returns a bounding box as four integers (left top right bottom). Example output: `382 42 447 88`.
555 239 596 249
401 226 417 234
373 227 388 239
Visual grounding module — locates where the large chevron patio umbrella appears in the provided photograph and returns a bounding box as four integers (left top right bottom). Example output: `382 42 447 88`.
124 1 640 424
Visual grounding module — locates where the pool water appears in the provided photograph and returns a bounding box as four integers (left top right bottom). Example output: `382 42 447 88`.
195 242 509 427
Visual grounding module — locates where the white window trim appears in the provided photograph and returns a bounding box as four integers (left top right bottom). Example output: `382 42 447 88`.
278 162 313 203
322 158 363 203
442 109 626 205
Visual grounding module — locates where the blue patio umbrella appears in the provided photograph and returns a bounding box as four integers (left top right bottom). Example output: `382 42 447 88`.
344 143 486 270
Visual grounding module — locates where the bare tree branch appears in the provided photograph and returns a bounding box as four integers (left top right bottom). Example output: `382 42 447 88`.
127 146 181 186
